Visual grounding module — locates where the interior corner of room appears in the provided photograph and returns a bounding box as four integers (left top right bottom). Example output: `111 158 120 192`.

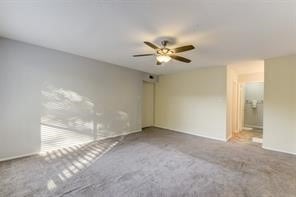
142 60 296 155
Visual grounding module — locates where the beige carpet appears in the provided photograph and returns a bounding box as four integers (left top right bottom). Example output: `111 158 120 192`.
1 127 296 197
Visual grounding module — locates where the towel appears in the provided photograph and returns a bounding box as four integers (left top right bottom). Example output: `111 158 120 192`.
252 100 258 108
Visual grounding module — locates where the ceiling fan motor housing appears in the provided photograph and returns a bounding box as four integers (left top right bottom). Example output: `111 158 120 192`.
157 48 174 55
161 40 169 47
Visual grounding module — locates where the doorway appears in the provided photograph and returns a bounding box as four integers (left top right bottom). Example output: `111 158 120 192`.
236 82 264 143
227 61 265 145
142 81 154 128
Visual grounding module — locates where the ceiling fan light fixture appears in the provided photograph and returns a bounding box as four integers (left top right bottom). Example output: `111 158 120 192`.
133 41 194 65
156 55 171 63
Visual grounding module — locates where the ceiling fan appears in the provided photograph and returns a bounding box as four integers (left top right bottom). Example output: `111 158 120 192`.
133 40 195 65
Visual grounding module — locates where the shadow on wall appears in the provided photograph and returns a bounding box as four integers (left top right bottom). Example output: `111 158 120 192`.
41 83 131 152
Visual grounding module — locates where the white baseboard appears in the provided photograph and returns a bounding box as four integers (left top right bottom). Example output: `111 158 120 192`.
0 152 39 162
263 146 296 156
142 125 154 129
97 129 142 140
155 126 227 142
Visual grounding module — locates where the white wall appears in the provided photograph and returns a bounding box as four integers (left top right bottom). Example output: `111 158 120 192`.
263 55 296 154
0 38 144 160
142 82 154 128
155 66 227 141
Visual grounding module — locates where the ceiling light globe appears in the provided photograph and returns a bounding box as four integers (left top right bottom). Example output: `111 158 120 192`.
156 55 171 63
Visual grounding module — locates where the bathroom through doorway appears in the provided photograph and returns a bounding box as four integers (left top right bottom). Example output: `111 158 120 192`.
228 61 264 145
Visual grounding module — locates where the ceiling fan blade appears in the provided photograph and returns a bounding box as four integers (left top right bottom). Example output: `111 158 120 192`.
170 55 191 63
173 45 195 53
156 61 162 65
144 41 159 49
133 54 154 57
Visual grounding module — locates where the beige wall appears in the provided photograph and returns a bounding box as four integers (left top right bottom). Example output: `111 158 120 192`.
0 38 144 160
238 72 264 84
155 66 227 141
142 82 154 128
263 55 296 154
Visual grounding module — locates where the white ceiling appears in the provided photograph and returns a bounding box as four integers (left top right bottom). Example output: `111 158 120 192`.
0 0 296 74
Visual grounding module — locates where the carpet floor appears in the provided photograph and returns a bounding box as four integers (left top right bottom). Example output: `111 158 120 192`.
1 127 296 197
